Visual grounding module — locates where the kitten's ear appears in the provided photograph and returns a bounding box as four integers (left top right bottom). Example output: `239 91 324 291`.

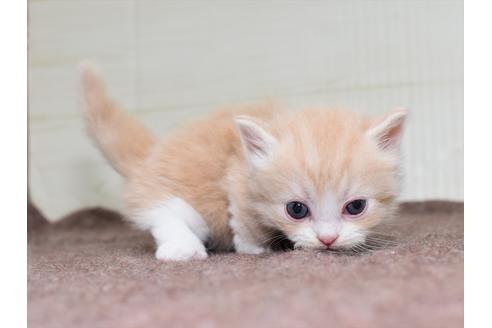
234 116 277 167
366 108 407 152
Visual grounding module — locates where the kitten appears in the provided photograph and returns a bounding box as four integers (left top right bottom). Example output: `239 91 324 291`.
80 64 407 261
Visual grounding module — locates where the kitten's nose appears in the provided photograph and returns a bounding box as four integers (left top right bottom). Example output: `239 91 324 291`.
318 236 338 247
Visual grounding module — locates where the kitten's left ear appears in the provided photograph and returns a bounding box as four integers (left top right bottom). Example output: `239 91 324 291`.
366 108 407 152
234 116 277 167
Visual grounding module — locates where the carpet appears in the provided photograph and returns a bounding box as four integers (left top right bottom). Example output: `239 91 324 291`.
27 201 463 328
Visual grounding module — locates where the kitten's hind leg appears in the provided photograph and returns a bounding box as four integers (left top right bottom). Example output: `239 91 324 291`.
137 197 210 261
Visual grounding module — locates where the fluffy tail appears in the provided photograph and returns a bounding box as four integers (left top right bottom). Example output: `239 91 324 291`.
79 63 154 177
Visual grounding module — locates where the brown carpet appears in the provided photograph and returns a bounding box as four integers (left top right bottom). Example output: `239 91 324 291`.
28 201 463 328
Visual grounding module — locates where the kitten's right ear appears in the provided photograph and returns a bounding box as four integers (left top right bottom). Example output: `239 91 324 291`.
366 108 407 153
234 116 277 168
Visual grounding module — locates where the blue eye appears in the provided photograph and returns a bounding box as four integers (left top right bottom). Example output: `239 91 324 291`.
344 199 367 216
286 201 309 220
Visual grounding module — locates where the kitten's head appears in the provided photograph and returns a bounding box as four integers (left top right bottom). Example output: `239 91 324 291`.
235 108 406 250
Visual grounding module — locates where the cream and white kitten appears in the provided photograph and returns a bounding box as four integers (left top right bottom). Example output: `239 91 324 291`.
80 65 407 261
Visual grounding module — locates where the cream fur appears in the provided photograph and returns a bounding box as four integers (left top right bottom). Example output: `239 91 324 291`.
80 65 407 261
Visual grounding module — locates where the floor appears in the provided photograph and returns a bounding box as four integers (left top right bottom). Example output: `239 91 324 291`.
28 201 463 328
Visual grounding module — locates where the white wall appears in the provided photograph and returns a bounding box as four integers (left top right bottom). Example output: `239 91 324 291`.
28 0 463 220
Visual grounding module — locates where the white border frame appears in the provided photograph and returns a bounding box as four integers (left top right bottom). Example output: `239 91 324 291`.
0 1 27 327
465 1 491 327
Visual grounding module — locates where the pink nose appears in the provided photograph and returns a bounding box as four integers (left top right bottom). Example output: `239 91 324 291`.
318 236 338 247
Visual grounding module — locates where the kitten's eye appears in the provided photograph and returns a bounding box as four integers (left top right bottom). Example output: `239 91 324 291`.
286 201 310 220
343 199 367 216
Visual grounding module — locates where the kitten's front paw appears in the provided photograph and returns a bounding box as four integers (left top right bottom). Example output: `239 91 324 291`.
233 235 268 255
155 241 208 261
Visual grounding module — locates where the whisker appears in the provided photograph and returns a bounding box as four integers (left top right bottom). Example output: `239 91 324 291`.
376 220 412 227
255 231 294 251
365 230 398 237
353 244 371 254
256 232 283 245
365 235 398 243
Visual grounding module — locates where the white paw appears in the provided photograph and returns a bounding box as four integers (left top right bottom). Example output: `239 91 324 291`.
155 241 208 261
233 235 268 255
